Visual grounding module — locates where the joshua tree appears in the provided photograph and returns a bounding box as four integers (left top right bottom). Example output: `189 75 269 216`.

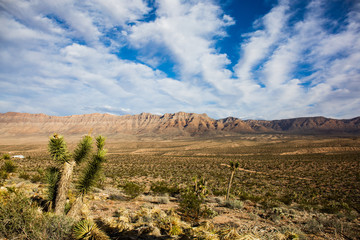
48 134 93 215
225 161 240 201
68 136 107 218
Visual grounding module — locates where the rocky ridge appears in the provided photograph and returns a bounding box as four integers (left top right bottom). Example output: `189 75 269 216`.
1 112 359 137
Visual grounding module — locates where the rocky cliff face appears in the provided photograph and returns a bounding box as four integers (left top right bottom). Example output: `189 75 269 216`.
0 112 359 137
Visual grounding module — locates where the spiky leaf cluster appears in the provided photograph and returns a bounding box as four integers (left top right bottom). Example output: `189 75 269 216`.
76 136 107 195
45 167 60 207
229 161 239 170
95 135 106 150
73 135 93 164
73 218 109 240
48 134 70 163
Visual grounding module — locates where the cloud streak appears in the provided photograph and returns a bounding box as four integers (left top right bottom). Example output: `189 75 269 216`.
0 0 359 119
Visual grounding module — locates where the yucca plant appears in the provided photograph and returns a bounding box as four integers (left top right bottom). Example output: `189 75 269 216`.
68 136 106 218
48 134 93 215
73 218 109 240
219 227 241 240
1 160 17 173
45 167 61 209
2 153 11 160
73 135 93 164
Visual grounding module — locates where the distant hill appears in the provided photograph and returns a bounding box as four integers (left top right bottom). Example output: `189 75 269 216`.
1 112 359 137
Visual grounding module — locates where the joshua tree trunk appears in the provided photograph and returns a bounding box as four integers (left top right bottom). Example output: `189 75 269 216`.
54 160 76 215
226 170 235 201
67 194 84 220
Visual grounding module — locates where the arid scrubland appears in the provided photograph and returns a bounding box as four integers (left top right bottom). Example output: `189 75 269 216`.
1 134 360 239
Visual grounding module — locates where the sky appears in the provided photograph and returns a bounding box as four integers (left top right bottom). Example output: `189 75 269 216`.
0 0 359 120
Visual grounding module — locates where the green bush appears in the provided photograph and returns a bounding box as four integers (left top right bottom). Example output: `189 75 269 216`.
279 192 299 205
151 181 179 196
0 190 73 239
0 169 9 182
1 160 17 173
179 177 209 220
30 168 46 183
179 190 203 219
19 171 30 180
121 181 144 199
320 200 344 214
1 153 11 160
224 199 244 209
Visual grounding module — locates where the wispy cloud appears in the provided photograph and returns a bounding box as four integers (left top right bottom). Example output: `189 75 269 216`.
230 0 360 119
0 0 359 119
128 0 235 92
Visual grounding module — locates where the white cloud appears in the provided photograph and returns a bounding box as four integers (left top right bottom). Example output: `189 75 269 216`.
90 0 150 27
128 0 235 94
235 0 290 82
158 78 218 105
0 0 359 120
228 0 360 119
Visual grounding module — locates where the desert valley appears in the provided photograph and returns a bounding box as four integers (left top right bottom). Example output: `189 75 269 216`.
0 112 360 240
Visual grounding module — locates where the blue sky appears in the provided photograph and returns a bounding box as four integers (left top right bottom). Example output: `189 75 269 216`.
0 0 359 120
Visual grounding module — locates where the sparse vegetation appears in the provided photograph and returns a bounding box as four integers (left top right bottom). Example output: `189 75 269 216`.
121 181 144 199
179 176 209 220
1 160 17 173
0 135 359 239
1 153 11 160
150 180 179 196
0 189 74 239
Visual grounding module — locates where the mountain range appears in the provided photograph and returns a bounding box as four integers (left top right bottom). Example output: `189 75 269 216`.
1 112 360 137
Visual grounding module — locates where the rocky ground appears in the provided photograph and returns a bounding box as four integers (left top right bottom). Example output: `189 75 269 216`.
1 173 359 240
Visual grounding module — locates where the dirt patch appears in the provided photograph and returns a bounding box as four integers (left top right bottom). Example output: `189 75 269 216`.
281 147 360 155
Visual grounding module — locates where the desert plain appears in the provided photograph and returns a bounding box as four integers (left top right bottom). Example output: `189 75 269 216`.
1 132 360 239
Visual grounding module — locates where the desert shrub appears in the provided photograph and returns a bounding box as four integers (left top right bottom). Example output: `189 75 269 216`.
179 177 208 220
212 188 226 196
30 174 44 183
224 199 244 209
30 168 46 183
2 153 11 160
157 195 170 204
46 214 74 239
121 181 144 199
0 190 73 239
151 181 179 196
320 200 344 214
237 190 262 202
201 205 218 219
278 226 304 240
0 161 16 184
179 190 203 219
266 207 286 223
1 160 17 173
19 171 30 180
279 192 299 205
303 219 323 234
0 170 8 181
